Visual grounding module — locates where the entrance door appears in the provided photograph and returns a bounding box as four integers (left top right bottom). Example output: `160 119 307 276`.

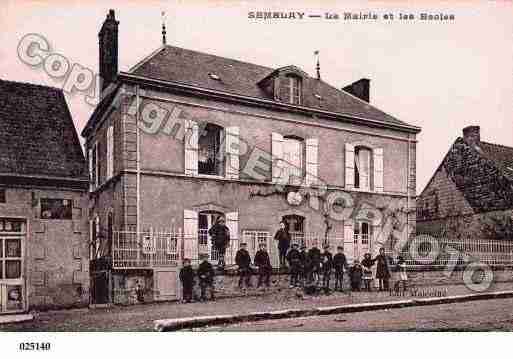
282 214 305 247
0 219 26 313
353 221 372 261
198 211 223 263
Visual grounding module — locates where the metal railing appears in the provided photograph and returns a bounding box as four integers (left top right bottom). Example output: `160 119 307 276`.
112 230 180 269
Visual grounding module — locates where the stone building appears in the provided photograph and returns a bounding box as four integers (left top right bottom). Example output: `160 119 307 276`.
417 126 513 240
0 79 89 313
83 10 420 303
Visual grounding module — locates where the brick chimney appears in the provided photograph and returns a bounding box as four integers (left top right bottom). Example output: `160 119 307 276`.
462 125 481 147
98 9 119 96
342 78 370 103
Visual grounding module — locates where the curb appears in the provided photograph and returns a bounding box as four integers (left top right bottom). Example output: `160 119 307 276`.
154 290 513 331
0 314 34 325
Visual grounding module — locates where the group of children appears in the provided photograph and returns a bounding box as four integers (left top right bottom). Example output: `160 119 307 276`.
179 243 409 302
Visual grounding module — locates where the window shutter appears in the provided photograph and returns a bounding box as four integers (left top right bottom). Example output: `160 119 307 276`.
271 132 284 183
305 138 319 186
373 148 384 192
88 148 93 192
183 209 198 262
184 120 199 176
225 126 240 180
345 143 355 189
106 126 114 179
225 211 238 265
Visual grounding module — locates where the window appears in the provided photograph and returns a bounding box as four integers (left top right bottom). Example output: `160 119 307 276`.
40 199 72 220
354 147 371 191
0 189 5 203
198 211 224 261
198 123 224 176
281 75 301 105
353 221 372 259
106 125 114 180
0 237 22 279
242 230 270 258
283 136 304 181
89 142 98 190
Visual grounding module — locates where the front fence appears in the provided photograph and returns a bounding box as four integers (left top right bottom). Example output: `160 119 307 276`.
112 229 513 269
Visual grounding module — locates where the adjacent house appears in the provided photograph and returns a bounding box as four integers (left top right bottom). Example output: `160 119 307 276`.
417 126 513 242
83 10 420 303
0 79 89 313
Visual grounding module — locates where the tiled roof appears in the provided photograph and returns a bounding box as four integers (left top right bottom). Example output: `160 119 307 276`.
480 141 513 181
130 45 415 129
0 79 87 180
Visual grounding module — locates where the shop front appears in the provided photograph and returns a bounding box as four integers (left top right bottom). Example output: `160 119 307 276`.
0 218 25 314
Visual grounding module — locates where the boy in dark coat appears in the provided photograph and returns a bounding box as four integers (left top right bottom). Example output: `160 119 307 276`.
333 246 348 291
308 246 322 287
349 259 363 291
286 243 301 287
197 253 215 301
235 242 252 289
254 243 272 288
374 248 391 291
274 221 291 268
299 244 308 285
179 258 195 303
320 244 333 293
208 216 230 269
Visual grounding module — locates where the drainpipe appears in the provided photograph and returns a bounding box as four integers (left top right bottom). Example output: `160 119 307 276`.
136 85 141 262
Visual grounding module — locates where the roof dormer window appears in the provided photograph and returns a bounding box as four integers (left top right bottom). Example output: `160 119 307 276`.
281 75 301 105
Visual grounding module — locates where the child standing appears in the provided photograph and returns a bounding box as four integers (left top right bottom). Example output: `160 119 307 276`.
179 258 195 303
254 243 272 289
235 242 253 289
361 253 375 292
394 256 408 292
349 259 363 291
197 253 215 301
333 246 348 292
286 243 302 288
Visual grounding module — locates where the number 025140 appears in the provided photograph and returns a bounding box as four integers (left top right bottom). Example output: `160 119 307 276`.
19 342 51 351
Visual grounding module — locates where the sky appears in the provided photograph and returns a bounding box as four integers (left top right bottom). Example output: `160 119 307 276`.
0 0 512 195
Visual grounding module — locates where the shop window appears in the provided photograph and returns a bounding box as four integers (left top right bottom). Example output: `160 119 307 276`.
40 199 73 220
198 123 224 176
0 237 22 280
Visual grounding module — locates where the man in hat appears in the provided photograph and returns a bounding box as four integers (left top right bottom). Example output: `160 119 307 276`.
333 246 348 291
254 243 272 289
320 244 333 293
235 242 252 289
197 253 215 301
208 216 230 269
286 243 301 288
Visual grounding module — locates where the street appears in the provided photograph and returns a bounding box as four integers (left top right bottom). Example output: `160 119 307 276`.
199 297 513 331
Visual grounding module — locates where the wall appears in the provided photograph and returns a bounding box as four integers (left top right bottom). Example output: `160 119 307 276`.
0 186 89 311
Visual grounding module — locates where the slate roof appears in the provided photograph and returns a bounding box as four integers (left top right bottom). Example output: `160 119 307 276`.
0 79 87 181
129 45 416 129
480 141 513 181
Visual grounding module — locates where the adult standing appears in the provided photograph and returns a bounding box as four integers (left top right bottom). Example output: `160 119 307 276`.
274 221 291 268
374 247 391 291
208 216 230 269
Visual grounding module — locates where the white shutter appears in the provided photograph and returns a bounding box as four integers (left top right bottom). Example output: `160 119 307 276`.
373 148 384 192
184 120 199 176
106 125 114 179
272 132 284 183
88 148 93 192
225 211 239 265
183 209 198 262
345 143 355 189
225 126 240 180
305 138 319 186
